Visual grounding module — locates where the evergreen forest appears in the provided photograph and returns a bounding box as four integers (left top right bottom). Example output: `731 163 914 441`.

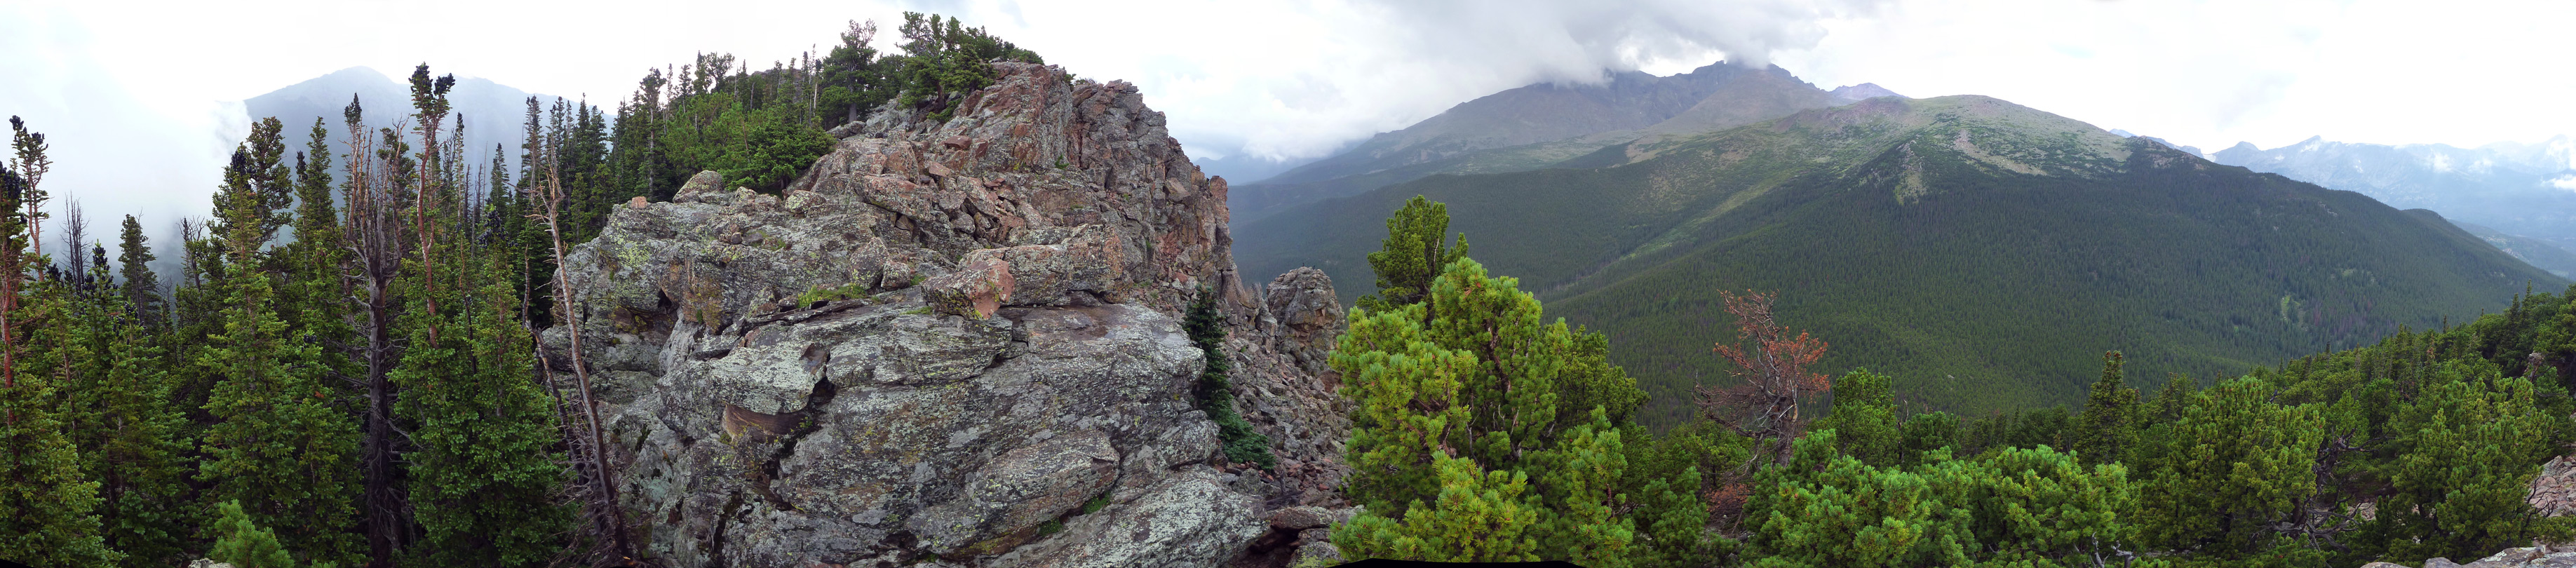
3 11 2573 568
1327 196 2576 567
0 13 1043 567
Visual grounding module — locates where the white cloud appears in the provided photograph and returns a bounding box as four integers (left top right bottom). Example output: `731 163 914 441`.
2551 175 2576 191
1772 0 2576 153
940 0 1887 162
8 0 2576 231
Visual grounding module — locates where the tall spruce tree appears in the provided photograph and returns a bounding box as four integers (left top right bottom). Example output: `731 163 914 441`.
0 144 119 567
2075 351 2141 466
198 122 363 567
390 154 572 566
893 13 1042 119
81 248 192 567
817 19 894 126
116 215 165 326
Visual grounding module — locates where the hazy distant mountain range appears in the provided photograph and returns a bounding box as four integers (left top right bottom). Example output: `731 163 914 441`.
2210 136 2576 276
243 67 562 181
1234 74 2561 420
1227 63 1898 221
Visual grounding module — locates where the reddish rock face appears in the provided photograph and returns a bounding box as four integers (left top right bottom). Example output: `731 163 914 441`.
780 62 1251 316
543 62 1352 568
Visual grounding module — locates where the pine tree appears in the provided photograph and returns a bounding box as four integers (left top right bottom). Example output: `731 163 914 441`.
64 236 193 567
1356 196 1466 313
166 217 229 437
1919 445 2137 564
1333 453 1542 563
1814 369 1901 466
1897 411 1959 468
213 118 295 252
2135 377 2321 555
2368 363 2568 562
1742 430 1960 568
116 215 166 326
1627 459 1710 568
1183 285 1274 468
1526 408 1636 568
96 312 192 566
197 124 363 567
817 19 895 126
893 13 1042 119
0 129 119 567
1335 304 1481 516
334 96 417 564
1746 431 2137 567
391 170 572 566
2075 351 2141 466
1332 255 1652 564
207 500 297 568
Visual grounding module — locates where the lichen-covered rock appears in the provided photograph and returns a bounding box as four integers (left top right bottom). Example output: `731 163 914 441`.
1264 506 1334 532
1225 269 1354 508
988 470 1265 568
1287 542 1342 568
674 170 727 201
543 61 1350 567
2533 456 2576 517
1257 268 1343 376
926 257 1015 318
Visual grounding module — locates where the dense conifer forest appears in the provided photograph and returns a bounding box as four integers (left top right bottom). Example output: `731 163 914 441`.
4 11 2575 568
0 13 1044 567
1328 196 2576 567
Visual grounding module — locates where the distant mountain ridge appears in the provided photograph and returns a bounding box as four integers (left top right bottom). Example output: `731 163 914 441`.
2455 220 2576 278
1237 94 2563 421
2211 135 2576 255
1828 83 1903 104
245 67 563 181
1230 62 1875 221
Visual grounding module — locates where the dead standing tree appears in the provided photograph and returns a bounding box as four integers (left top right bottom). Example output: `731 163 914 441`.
337 95 414 564
2 116 50 396
1696 290 1832 468
533 120 635 566
407 67 453 344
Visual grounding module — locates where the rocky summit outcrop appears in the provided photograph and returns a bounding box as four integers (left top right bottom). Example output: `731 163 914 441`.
2532 456 2576 517
2364 545 2576 568
541 62 1351 567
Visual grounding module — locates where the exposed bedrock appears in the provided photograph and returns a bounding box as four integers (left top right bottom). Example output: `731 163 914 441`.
541 62 1351 567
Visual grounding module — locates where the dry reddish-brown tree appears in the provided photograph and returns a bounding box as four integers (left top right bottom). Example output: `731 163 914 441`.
1695 290 1831 467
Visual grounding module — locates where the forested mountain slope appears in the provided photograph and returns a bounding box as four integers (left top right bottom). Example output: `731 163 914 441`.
1238 95 2567 422
1230 63 1834 221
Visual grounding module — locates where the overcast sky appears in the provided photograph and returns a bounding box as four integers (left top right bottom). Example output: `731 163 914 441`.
4 0 2572 241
